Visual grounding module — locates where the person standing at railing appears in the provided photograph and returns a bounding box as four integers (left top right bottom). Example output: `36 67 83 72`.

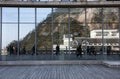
107 46 111 55
56 44 60 55
76 44 82 57
9 45 14 55
90 46 96 55
22 46 26 54
32 45 35 55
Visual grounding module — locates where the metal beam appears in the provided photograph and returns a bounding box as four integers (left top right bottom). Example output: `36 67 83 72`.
0 1 120 8
52 8 53 57
0 7 2 54
35 8 37 56
68 8 70 55
18 7 19 56
85 8 87 59
119 8 120 56
101 8 104 60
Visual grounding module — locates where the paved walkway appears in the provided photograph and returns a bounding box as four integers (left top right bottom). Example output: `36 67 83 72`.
0 65 120 79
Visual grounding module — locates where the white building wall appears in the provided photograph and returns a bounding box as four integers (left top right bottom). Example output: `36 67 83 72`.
53 34 73 50
90 29 119 38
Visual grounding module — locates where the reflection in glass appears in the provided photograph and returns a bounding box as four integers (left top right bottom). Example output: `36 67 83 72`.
20 8 35 23
36 23 52 55
1 7 120 61
19 24 35 55
37 8 51 23
87 8 103 59
2 24 18 55
70 8 86 58
2 8 18 23
52 8 69 60
103 8 119 60
36 8 52 60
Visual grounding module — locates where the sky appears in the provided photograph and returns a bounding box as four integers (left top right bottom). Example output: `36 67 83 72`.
2 8 51 48
1 0 107 48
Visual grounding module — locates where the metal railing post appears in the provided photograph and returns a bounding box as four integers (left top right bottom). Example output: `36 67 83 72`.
0 7 2 57
101 7 104 61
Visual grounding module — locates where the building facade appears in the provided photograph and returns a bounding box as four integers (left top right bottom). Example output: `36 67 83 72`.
0 0 120 61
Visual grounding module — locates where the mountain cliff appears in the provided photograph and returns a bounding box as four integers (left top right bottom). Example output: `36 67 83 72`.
8 8 118 50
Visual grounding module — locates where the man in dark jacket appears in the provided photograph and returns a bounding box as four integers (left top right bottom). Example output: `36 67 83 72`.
56 44 60 55
76 44 82 57
32 45 35 55
107 46 111 55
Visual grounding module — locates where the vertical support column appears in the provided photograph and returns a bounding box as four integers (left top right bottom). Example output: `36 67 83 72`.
35 8 37 56
119 8 120 56
85 8 87 59
68 8 70 55
0 7 5 61
101 7 104 61
52 8 54 58
0 7 1 51
18 7 20 56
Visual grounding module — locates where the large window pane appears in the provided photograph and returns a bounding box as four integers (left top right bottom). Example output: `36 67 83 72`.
37 8 51 23
20 8 35 23
2 24 18 60
2 8 18 23
103 8 119 60
53 8 69 60
19 24 35 55
36 8 52 60
87 8 103 60
70 8 87 60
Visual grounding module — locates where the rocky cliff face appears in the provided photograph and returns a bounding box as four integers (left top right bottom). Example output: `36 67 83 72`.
8 8 119 50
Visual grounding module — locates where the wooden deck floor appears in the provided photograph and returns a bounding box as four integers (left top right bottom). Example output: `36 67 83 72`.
0 65 120 79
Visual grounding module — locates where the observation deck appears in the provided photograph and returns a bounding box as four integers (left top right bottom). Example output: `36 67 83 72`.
0 0 120 8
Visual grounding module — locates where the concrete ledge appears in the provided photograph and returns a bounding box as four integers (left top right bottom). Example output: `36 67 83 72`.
0 60 120 68
0 60 102 66
102 61 120 68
